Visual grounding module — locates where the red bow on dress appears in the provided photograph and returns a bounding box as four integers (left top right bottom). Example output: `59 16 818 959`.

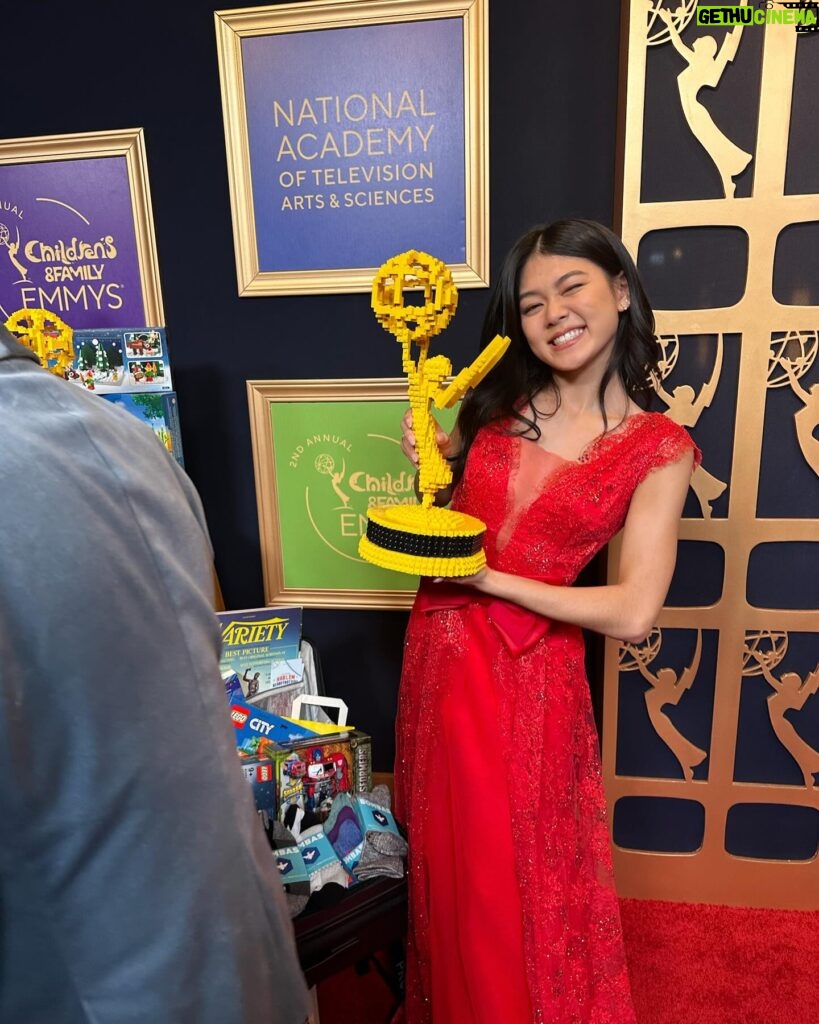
414 579 551 657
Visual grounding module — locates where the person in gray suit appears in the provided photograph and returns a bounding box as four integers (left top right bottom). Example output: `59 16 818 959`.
0 323 309 1024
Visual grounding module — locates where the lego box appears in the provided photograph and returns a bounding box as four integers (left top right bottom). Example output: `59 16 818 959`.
238 756 279 828
237 731 372 836
229 697 318 759
102 390 185 467
277 732 372 833
67 327 173 394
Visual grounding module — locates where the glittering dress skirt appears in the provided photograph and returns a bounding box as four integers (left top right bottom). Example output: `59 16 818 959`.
394 413 699 1024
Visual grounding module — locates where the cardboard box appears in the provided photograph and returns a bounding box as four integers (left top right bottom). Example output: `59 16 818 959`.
102 390 185 467
277 737 355 823
68 327 173 394
237 730 372 834
229 699 318 758
238 756 279 828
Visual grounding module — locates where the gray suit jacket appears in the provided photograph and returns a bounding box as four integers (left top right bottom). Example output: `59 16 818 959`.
0 326 309 1024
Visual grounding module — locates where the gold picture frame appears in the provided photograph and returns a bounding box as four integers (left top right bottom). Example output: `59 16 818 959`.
0 128 164 327
247 377 457 609
215 0 489 297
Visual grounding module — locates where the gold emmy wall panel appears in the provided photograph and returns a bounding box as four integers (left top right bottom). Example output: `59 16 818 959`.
604 0 819 909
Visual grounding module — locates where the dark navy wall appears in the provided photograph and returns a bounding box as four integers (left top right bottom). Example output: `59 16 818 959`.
1 0 621 769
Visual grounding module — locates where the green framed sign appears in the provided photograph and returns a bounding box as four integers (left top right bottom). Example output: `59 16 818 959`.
247 378 457 608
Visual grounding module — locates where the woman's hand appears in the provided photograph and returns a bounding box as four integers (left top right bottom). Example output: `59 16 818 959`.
400 408 419 466
433 566 491 589
400 409 453 468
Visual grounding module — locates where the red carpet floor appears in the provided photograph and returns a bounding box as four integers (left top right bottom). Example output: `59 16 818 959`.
621 899 819 1024
317 900 819 1024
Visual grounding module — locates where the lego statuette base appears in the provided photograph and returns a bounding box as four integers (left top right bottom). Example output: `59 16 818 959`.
359 504 486 578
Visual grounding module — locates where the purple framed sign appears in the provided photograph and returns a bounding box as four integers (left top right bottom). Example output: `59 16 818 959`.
0 129 164 330
215 0 488 297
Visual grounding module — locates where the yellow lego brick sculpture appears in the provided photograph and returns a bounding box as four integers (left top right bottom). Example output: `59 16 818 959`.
5 308 74 377
360 250 510 577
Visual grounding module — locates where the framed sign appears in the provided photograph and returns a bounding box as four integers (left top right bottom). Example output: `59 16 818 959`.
247 378 457 609
215 0 488 297
0 128 164 329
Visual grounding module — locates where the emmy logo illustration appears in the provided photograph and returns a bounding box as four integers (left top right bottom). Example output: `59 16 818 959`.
358 250 510 577
643 0 698 46
655 333 727 517
0 222 29 283
620 628 708 781
655 0 753 198
314 453 351 510
743 630 819 789
768 331 819 476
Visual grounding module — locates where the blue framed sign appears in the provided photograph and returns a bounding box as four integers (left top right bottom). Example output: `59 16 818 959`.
215 0 488 296
0 129 164 329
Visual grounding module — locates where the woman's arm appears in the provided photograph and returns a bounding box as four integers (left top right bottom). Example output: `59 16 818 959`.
455 450 694 643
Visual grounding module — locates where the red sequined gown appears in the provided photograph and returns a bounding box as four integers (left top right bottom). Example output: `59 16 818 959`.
394 412 699 1024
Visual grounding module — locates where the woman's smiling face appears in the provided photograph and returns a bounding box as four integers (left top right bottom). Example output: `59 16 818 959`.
517 252 630 381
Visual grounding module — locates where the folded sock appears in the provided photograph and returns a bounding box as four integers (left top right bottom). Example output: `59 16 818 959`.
323 793 365 876
355 843 405 881
298 824 350 892
270 821 311 916
357 788 408 858
347 786 407 882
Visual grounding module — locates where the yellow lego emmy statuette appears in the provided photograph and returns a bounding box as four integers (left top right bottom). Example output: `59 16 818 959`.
5 307 74 377
358 250 510 577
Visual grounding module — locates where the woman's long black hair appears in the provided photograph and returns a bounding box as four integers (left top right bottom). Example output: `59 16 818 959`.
450 218 660 485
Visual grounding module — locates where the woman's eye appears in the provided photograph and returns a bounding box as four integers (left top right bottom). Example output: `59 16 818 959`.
563 283 582 294
521 303 541 315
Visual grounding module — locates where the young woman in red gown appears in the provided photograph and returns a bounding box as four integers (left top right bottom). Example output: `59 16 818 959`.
395 219 700 1024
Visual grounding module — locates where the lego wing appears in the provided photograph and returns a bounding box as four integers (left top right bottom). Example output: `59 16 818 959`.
434 334 511 409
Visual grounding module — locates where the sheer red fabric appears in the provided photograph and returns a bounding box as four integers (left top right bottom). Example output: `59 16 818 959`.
395 412 700 1024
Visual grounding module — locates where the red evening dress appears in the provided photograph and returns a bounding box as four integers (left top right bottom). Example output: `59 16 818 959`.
394 412 699 1024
